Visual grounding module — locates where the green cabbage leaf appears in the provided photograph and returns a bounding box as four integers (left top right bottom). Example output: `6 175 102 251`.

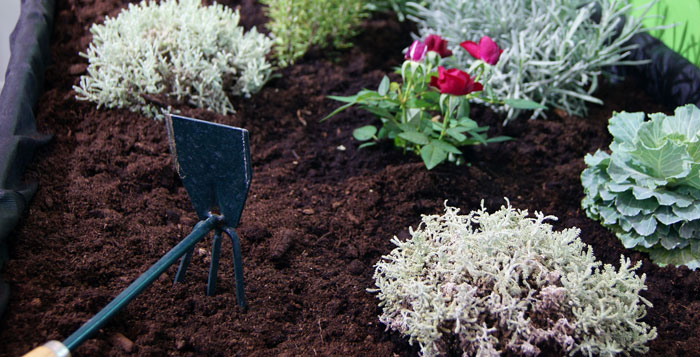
582 104 700 269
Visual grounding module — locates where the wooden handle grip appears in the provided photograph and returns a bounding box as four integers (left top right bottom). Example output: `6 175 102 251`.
23 346 58 357
23 341 70 357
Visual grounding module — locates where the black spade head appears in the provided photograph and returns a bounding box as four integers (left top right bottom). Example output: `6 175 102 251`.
165 114 252 227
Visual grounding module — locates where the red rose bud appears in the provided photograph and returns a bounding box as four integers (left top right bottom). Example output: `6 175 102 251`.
424 34 453 58
405 40 428 61
430 66 483 95
460 36 504 65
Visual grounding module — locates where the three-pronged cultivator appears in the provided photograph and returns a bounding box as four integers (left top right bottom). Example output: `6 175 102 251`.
25 115 252 357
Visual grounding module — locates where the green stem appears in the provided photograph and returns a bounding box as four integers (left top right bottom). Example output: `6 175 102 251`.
400 80 417 124
439 96 453 140
473 62 486 84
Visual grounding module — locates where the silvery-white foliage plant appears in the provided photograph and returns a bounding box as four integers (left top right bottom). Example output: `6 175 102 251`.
582 104 700 270
409 0 655 122
74 0 273 119
372 201 656 356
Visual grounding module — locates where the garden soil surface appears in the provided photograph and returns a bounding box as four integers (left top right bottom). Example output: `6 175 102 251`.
2 0 700 356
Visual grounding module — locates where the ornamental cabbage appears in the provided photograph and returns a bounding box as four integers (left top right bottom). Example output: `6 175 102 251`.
582 104 700 269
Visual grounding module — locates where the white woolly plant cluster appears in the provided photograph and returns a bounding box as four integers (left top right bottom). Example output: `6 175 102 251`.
74 0 274 119
372 202 656 356
408 0 654 122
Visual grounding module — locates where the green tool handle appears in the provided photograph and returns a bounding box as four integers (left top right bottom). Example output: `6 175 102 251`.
57 214 220 353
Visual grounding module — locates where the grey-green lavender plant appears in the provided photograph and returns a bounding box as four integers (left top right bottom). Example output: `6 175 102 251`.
408 0 656 122
74 0 273 119
372 201 656 356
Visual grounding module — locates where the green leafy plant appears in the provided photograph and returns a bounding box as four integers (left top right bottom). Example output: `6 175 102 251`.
372 201 656 356
582 104 700 269
659 21 700 69
630 0 700 68
364 0 425 21
261 0 368 67
409 0 657 121
324 35 543 170
74 0 273 120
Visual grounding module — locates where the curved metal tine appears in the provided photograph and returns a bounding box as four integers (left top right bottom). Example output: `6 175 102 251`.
174 247 195 284
206 229 224 296
222 227 247 310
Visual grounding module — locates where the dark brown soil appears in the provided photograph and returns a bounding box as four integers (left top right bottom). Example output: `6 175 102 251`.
2 0 699 356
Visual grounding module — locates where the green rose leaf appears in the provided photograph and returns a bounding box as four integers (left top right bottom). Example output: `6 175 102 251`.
486 136 512 143
321 101 355 122
399 132 430 145
421 144 447 170
328 93 361 104
366 106 394 120
358 142 377 149
431 139 461 154
446 127 467 142
378 75 390 96
455 97 471 120
353 125 377 141
457 117 478 130
504 98 547 110
470 132 488 145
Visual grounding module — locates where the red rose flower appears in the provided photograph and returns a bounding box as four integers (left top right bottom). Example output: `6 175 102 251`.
424 34 453 58
460 36 503 65
430 66 483 95
405 40 428 61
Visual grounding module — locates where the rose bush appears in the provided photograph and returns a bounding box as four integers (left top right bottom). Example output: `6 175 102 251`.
324 34 543 169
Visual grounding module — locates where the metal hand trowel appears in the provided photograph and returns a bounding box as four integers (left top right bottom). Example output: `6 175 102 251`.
25 114 252 357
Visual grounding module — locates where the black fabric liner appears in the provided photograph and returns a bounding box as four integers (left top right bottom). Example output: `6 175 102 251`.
0 0 54 318
614 33 700 108
0 0 698 319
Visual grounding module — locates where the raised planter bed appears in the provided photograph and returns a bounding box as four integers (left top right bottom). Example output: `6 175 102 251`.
1 0 699 355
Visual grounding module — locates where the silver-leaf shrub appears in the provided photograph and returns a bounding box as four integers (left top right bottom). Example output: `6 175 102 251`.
409 0 653 122
582 104 700 270
74 0 273 119
372 201 655 356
